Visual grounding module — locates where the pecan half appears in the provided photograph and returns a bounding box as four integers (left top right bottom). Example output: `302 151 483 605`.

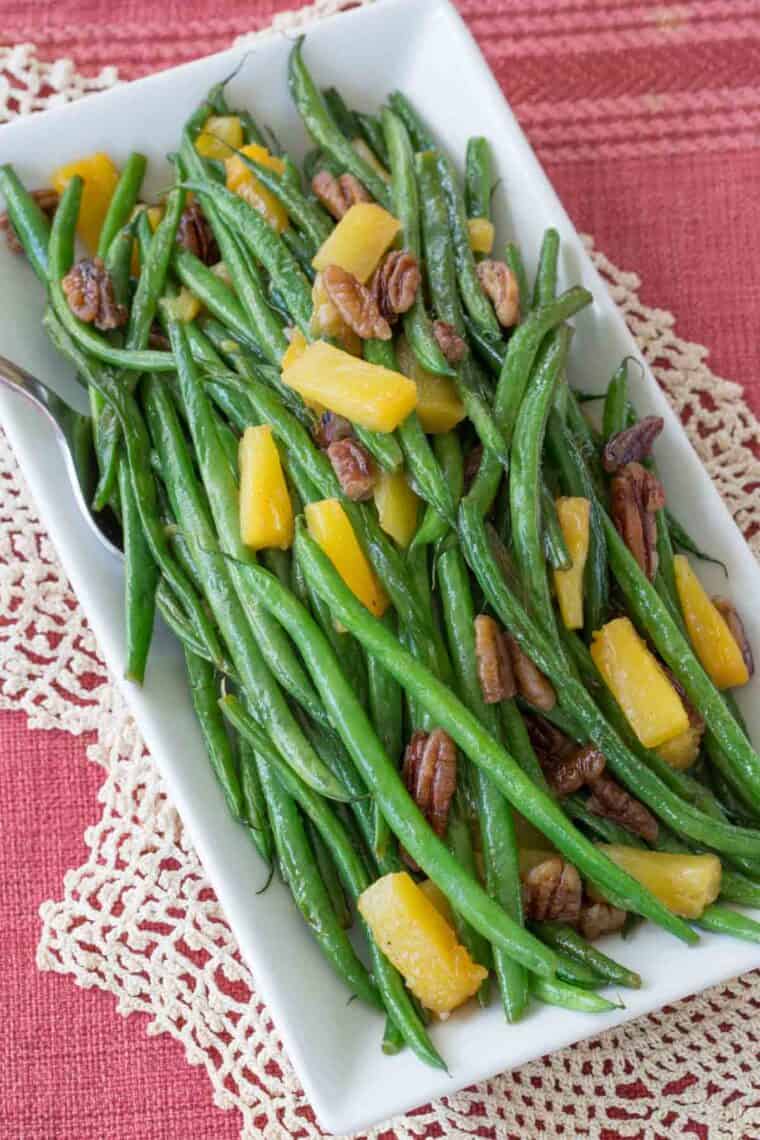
586 775 659 844
713 597 755 678
474 614 516 703
463 444 483 492
578 901 627 941
476 259 520 328
321 264 391 340
311 170 372 220
402 728 457 838
0 187 59 254
326 437 376 501
61 257 128 331
433 320 468 365
313 410 353 450
522 857 582 924
602 415 664 473
545 744 607 798
610 462 666 580
176 200 219 265
526 716 576 766
370 250 420 323
504 633 557 711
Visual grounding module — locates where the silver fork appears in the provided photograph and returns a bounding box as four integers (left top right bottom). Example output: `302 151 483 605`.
0 352 122 557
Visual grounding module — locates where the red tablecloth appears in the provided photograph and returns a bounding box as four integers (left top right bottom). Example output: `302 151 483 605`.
2 2 759 1137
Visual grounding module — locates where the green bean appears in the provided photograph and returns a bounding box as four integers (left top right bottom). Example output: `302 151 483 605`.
169 319 331 728
367 611 403 862
296 521 697 943
387 92 436 152
531 922 641 989
155 578 220 668
322 86 361 139
173 247 264 351
531 228 560 309
225 148 333 248
528 974 622 1014
382 1017 405 1055
238 735 275 863
306 817 352 929
438 545 528 1021
665 509 728 575
44 309 226 674
546 411 608 637
118 459 158 683
695 904 760 943
553 951 605 990
602 359 629 441
220 693 445 1067
356 111 390 169
655 510 688 634
281 227 317 277
260 547 291 588
0 163 52 284
500 698 549 790
184 645 244 819
464 137 492 221
510 327 570 633
142 369 349 803
541 481 572 571
506 242 530 321
602 512 760 806
445 795 493 1005
303 567 369 711
719 868 760 907
288 40 390 207
397 410 455 524
382 112 454 378
302 147 342 182
47 179 174 372
97 152 147 259
437 153 501 339
234 543 559 974
412 431 464 550
460 498 760 861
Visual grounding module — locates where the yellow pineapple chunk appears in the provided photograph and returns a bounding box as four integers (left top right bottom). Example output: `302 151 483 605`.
161 286 202 324
312 202 401 283
281 328 309 371
655 723 702 770
673 555 750 689
225 143 289 233
553 496 590 630
373 469 419 548
305 499 389 617
282 340 416 433
590 617 690 748
358 872 487 1014
467 217 495 255
195 114 243 159
51 153 120 254
598 846 721 918
238 426 293 550
396 336 464 434
418 879 456 927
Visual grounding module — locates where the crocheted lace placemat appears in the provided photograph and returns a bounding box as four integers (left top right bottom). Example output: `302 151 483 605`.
2 3 760 1136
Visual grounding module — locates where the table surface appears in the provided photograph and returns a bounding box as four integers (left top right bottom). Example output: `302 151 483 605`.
2 2 759 1138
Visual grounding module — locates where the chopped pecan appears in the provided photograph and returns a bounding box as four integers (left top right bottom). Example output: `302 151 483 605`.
311 170 372 220
586 775 659 844
370 250 420 323
61 257 128 331
0 187 59 254
463 444 483 492
321 263 391 340
326 437 376 501
610 462 666 580
602 415 664 473
176 200 219 265
504 633 557 711
474 614 516 703
402 728 458 838
476 259 520 328
432 320 468 365
578 901 627 941
522 857 582 924
713 597 755 678
545 744 607 798
313 410 353 449
148 323 170 350
526 716 576 766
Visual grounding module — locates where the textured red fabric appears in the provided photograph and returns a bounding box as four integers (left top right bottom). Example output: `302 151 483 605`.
1 2 759 1138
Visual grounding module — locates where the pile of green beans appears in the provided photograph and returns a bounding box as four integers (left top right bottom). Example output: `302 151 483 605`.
6 34 759 1070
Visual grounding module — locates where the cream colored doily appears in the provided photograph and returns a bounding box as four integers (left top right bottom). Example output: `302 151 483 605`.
2 11 760 1140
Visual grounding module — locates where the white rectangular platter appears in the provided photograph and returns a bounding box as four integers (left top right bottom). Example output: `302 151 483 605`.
1 0 759 1132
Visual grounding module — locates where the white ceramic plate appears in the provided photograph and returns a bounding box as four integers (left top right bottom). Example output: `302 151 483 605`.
1 0 759 1131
